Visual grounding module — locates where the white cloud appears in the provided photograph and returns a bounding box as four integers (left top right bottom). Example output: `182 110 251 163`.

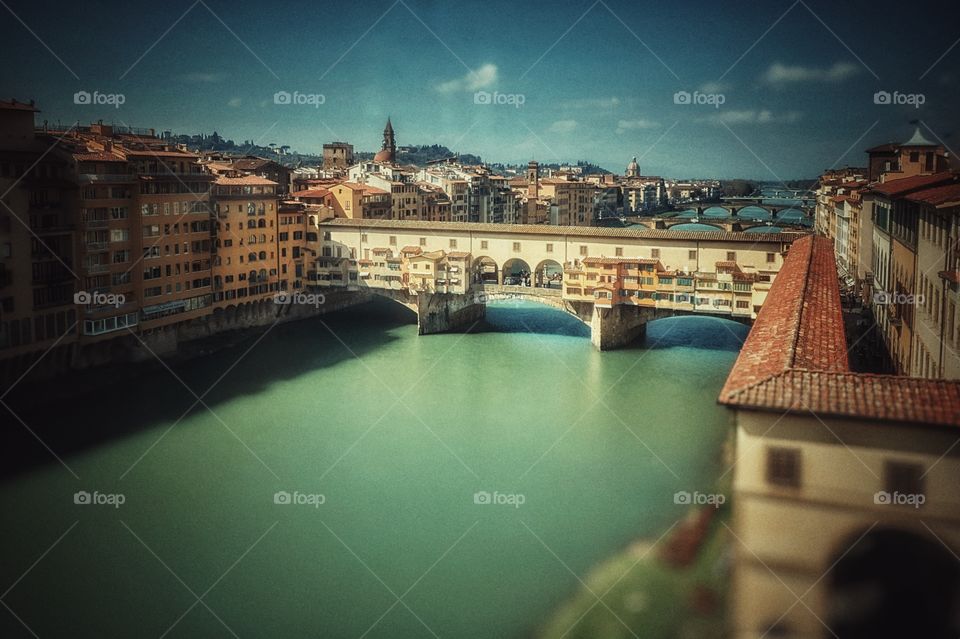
699 81 730 94
563 97 622 109
549 119 578 133
616 119 660 133
699 110 802 125
763 61 859 84
179 72 228 83
436 63 498 93
227 97 243 108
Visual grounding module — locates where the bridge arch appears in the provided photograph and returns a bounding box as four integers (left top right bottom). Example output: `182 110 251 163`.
502 258 532 285
826 526 960 637
473 256 498 284
534 259 563 289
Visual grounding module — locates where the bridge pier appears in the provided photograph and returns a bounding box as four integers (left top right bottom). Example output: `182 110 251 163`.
415 292 486 335
590 305 650 351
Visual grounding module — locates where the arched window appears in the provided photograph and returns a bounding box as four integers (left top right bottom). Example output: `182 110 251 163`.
257 219 266 228
248 252 257 262
249 235 257 245
247 202 256 215
258 251 267 260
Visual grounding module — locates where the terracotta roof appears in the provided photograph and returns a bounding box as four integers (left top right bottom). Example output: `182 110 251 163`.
870 171 956 197
720 236 848 397
723 370 960 427
290 188 329 198
446 251 470 259
215 175 278 186
320 218 802 244
74 152 125 162
400 246 422 254
903 182 960 207
719 235 960 428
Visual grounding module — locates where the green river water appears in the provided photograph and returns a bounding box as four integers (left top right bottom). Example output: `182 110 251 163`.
0 299 746 638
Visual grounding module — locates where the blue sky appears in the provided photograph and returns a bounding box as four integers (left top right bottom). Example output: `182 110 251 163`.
1 0 957 178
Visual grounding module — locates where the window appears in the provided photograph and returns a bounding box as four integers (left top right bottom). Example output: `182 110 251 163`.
513 242 521 252
481 240 488 250
736 300 750 309
389 236 397 246
580 245 588 256
884 461 924 500
361 233 368 243
546 243 553 253
726 251 736 261
651 248 660 259
419 237 427 246
688 250 697 260
766 447 801 487
450 239 457 249
766 252 776 263
615 247 623 256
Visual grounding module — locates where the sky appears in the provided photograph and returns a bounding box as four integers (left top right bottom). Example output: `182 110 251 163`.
1 0 957 179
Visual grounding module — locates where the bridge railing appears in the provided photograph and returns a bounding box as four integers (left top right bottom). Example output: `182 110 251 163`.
475 283 563 297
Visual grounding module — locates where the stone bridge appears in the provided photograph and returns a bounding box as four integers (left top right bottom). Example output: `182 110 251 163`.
315 218 800 350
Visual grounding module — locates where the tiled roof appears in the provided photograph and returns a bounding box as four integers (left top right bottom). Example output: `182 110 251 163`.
74 151 125 162
290 188 329 197
903 182 960 207
724 370 960 428
719 235 960 428
320 218 802 244
870 171 956 197
215 175 278 186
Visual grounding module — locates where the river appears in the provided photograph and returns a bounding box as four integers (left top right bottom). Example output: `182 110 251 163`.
0 299 746 638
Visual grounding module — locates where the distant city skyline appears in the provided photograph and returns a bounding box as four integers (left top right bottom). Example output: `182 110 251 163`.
1 0 957 179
